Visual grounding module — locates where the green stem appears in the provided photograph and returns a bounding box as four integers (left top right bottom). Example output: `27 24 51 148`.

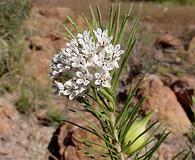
110 112 125 160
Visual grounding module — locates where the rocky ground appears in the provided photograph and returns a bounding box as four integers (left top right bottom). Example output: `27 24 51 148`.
0 0 195 160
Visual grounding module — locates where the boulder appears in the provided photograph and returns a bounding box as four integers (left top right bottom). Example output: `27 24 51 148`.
188 37 195 54
155 34 183 52
38 7 73 21
0 99 18 135
48 123 94 160
170 80 194 122
140 75 191 135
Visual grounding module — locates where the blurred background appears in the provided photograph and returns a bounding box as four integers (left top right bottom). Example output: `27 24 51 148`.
0 0 195 159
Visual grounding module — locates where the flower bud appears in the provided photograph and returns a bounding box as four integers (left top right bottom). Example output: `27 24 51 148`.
123 111 154 155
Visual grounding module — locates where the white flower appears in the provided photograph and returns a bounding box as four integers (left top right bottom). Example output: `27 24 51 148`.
76 71 92 86
50 28 124 100
94 28 112 47
53 81 65 96
64 80 80 100
95 71 111 88
71 55 86 68
50 53 71 79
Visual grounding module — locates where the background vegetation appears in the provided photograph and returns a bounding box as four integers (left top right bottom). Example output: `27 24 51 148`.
114 0 195 5
0 0 63 125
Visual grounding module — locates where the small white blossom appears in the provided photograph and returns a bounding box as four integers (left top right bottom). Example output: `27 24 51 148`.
94 28 112 47
53 81 65 96
64 80 80 100
50 28 124 100
95 71 111 88
76 71 92 86
71 55 86 68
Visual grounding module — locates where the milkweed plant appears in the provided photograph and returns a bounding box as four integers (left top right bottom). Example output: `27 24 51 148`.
49 3 174 160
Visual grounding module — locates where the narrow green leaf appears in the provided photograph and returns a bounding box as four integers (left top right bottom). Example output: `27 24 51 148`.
103 87 116 102
96 4 103 29
116 3 133 44
79 147 97 160
110 8 117 36
64 25 75 39
108 4 114 35
171 150 186 160
82 13 92 30
69 108 113 139
62 33 72 40
99 89 116 110
181 151 190 160
116 79 135 123
142 130 170 160
134 123 163 158
122 121 159 153
89 4 98 29
112 17 140 91
67 16 81 32
73 135 116 153
113 3 121 45
119 97 146 142
63 120 96 135
93 88 110 115
124 78 144 110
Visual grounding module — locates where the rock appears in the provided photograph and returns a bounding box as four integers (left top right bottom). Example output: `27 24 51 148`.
0 99 18 119
159 73 178 86
48 123 87 160
140 75 191 135
188 37 195 63
26 36 52 51
38 7 73 21
48 121 104 160
0 99 18 135
0 122 11 135
156 144 174 160
155 34 183 52
0 98 55 160
182 75 195 90
170 80 195 122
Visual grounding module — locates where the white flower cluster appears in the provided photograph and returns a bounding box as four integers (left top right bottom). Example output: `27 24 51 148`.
50 28 124 100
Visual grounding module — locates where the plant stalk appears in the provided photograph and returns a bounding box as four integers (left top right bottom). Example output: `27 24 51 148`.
110 112 125 160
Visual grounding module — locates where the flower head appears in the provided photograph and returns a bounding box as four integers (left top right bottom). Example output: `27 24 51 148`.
50 28 124 100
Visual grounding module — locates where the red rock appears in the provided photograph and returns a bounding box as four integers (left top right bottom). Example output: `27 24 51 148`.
157 144 175 160
0 122 11 135
26 36 52 51
0 99 17 120
182 75 195 90
140 75 191 135
38 7 73 21
188 37 195 52
0 99 17 135
170 80 194 122
155 34 183 52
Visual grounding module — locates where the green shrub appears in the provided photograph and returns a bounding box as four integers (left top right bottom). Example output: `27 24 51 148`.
47 107 64 125
15 86 33 115
144 0 195 4
154 0 194 4
0 0 33 38
0 0 33 85
114 0 195 5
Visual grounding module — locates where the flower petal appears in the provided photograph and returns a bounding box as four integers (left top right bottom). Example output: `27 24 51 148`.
76 79 84 84
95 79 101 85
102 81 111 88
76 71 83 77
83 80 90 86
69 93 74 100
63 89 71 95
95 73 101 78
